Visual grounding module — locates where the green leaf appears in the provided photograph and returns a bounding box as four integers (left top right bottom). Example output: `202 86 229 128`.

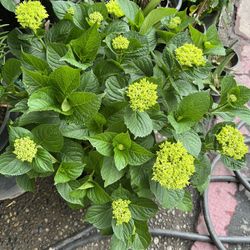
32 148 54 173
55 162 85 185
0 0 17 12
88 132 116 156
101 157 125 187
28 87 64 114
68 92 102 121
49 65 80 96
123 56 153 80
46 43 68 70
140 8 177 34
176 130 201 157
132 220 151 250
191 155 211 193
126 142 154 166
16 175 35 192
130 198 158 221
114 148 128 171
79 70 99 93
176 92 211 122
0 153 31 176
59 121 88 140
124 109 153 138
117 0 139 23
189 25 205 48
21 52 50 73
22 67 49 94
104 20 130 35
176 191 193 212
87 181 112 204
56 181 84 206
110 235 127 250
2 59 22 84
60 139 84 163
9 126 33 144
51 1 75 19
150 181 186 209
221 155 246 171
85 204 112 230
70 24 101 63
168 112 193 134
32 124 64 152
112 219 134 243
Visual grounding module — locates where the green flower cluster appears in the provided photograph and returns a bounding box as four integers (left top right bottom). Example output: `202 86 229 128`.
15 0 48 31
167 16 181 29
152 141 195 189
88 11 104 26
112 199 131 225
13 137 37 163
127 78 158 112
106 0 124 17
216 125 248 160
175 43 206 67
112 35 130 50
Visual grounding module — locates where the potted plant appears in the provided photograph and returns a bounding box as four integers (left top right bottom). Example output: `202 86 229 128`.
0 0 249 249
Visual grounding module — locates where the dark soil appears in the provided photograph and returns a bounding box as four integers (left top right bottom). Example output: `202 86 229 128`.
0 178 86 250
0 107 7 126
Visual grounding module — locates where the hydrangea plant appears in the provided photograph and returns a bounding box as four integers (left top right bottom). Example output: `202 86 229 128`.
0 0 249 249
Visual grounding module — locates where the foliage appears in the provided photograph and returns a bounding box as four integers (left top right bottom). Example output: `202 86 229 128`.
0 0 249 249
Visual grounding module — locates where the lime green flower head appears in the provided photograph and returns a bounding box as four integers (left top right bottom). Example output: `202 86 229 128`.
175 43 206 67
127 78 158 112
88 11 104 26
112 35 130 50
106 0 124 18
13 137 37 163
67 7 75 16
112 199 131 225
152 141 195 189
15 0 48 31
216 125 248 160
167 16 181 29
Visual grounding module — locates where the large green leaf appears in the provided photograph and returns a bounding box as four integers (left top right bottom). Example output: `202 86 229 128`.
0 0 17 12
87 181 112 204
21 52 50 73
101 157 125 187
191 155 211 193
59 121 88 140
60 139 84 163
117 0 139 23
88 132 116 156
150 181 188 210
51 0 75 19
32 124 64 152
126 142 154 166
112 219 134 243
85 204 112 230
49 65 80 96
130 198 158 221
55 162 85 184
9 126 34 144
31 148 54 173
140 8 177 34
2 59 22 84
176 92 211 122
28 87 63 113
124 109 153 138
70 24 101 63
0 153 31 176
46 43 68 70
56 181 84 206
16 175 35 192
176 130 201 157
132 220 151 250
68 92 102 121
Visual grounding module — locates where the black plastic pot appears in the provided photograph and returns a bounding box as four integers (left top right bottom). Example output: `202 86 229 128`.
0 108 24 201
